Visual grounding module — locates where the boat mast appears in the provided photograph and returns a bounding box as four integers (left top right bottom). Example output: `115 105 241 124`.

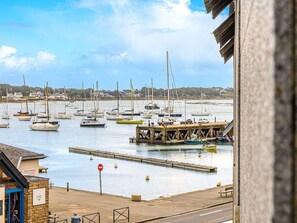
46 82 50 122
6 88 8 115
151 78 154 104
82 82 85 113
117 82 120 115
166 50 170 116
130 79 134 119
23 75 29 113
96 81 99 112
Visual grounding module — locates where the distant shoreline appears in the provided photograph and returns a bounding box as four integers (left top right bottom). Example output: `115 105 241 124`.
1 97 233 104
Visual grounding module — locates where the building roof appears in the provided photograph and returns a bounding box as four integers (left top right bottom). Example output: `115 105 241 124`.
0 152 29 188
0 143 47 167
203 0 235 63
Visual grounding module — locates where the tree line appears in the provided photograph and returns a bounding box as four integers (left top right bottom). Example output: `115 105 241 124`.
0 84 233 100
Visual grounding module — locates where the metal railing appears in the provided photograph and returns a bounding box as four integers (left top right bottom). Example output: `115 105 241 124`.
113 207 130 223
82 212 100 223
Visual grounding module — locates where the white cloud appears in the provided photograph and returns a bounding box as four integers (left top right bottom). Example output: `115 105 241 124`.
73 0 225 68
0 45 56 71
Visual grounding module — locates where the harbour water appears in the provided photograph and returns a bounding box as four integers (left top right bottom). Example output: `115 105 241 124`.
0 99 233 200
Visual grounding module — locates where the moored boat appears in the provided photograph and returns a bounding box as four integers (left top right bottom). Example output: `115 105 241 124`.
30 82 60 131
0 123 9 128
18 115 32 121
203 144 217 153
116 119 144 125
80 117 105 127
30 121 60 131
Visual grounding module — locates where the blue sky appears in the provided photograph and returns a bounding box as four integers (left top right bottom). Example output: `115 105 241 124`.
0 0 232 90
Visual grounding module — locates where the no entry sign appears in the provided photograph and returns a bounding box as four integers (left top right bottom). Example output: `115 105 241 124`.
98 164 103 172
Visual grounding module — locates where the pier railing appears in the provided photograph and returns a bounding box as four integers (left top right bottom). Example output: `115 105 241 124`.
82 212 100 223
113 207 129 223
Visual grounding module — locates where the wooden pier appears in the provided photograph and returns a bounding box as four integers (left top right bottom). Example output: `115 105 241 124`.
136 122 229 145
69 147 217 172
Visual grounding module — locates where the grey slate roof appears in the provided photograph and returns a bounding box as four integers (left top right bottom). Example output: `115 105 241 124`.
0 143 47 167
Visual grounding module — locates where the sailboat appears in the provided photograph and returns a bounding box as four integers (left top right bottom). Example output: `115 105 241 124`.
158 51 182 118
54 88 72 119
74 82 90 116
2 88 10 120
116 80 144 125
191 88 211 116
30 83 60 131
54 105 72 119
14 75 36 117
144 79 159 110
90 81 104 118
80 82 106 127
106 82 124 121
0 89 9 128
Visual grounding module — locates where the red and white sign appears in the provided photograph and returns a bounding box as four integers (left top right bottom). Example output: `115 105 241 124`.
98 164 103 172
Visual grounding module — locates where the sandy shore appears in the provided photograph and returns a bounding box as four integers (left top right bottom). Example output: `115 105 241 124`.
49 185 233 222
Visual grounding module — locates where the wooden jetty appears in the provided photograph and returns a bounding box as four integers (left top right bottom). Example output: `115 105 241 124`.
69 147 217 173
136 122 229 145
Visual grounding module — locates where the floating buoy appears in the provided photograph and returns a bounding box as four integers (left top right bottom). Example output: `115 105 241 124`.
145 175 150 181
90 156 93 161
114 164 118 169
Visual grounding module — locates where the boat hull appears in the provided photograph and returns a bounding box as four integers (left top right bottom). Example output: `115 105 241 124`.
80 123 105 127
30 123 60 131
0 123 9 128
158 113 182 117
18 116 32 121
184 140 203 145
116 120 144 124
191 113 211 116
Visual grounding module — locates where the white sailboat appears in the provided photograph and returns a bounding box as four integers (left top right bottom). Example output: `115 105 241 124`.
191 88 211 116
74 82 90 116
158 50 182 118
14 75 36 117
116 80 144 125
30 83 60 131
90 81 104 118
2 88 10 120
144 79 159 110
106 82 124 121
54 88 72 120
0 89 9 127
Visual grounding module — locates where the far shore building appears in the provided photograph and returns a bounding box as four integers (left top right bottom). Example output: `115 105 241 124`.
29 91 44 99
0 143 49 223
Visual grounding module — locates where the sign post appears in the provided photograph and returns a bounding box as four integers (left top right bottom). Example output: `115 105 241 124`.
98 164 103 195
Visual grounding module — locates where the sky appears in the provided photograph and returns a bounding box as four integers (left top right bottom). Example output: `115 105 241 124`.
0 0 232 90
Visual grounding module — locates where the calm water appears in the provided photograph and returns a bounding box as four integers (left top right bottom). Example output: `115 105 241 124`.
0 99 233 200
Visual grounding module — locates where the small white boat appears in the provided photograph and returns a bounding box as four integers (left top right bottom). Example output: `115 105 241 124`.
0 123 9 128
54 112 72 120
141 111 154 119
37 112 50 118
18 116 32 121
30 121 60 131
106 114 124 121
31 82 60 131
2 114 10 120
80 117 106 127
191 112 211 116
73 110 90 116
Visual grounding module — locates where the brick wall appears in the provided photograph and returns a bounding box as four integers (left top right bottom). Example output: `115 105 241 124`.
24 178 49 223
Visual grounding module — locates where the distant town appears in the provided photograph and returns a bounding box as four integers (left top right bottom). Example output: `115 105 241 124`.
0 84 233 101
